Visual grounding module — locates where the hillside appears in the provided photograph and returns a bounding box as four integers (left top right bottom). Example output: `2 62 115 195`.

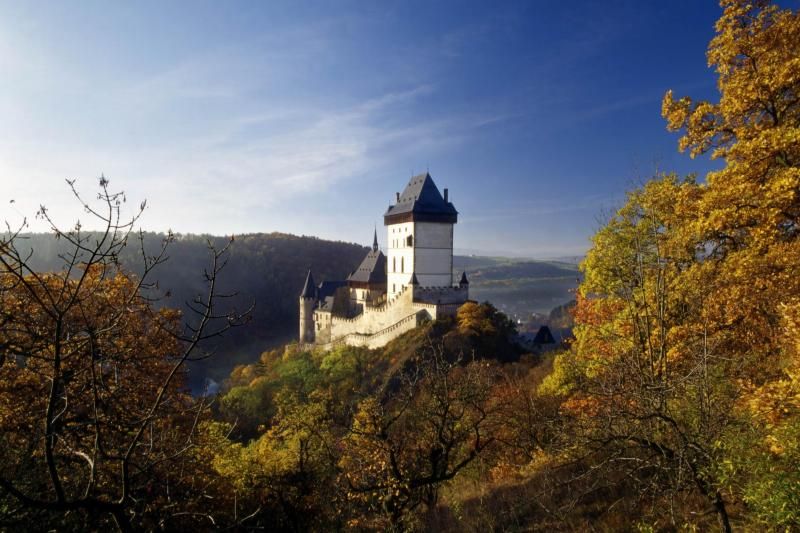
18 232 368 389
19 233 576 389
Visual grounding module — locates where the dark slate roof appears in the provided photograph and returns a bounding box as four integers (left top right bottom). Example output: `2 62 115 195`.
347 248 387 285
410 272 420 285
317 280 347 301
459 271 469 285
533 325 556 345
384 173 458 220
300 270 316 298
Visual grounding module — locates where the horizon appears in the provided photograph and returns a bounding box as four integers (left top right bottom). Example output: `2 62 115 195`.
1 1 725 257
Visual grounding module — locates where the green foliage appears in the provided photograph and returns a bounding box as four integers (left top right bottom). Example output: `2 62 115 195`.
715 421 800 528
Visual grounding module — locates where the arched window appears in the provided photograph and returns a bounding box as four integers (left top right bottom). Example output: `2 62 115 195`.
401 257 404 273
393 257 396 272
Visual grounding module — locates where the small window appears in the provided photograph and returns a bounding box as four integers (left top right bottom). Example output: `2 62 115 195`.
392 283 396 293
406 235 413 247
401 257 404 273
393 257 396 272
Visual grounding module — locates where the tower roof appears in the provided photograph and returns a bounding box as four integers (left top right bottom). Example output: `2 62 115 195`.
459 271 469 285
372 227 379 251
300 270 316 299
347 246 387 286
384 172 458 225
533 325 556 345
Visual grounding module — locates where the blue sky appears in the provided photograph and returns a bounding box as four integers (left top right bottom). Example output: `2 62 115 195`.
0 0 725 257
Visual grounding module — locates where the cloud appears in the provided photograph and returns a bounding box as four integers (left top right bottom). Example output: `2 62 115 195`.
0 61 470 234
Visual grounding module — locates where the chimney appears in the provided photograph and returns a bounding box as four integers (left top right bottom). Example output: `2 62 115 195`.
396 192 400 202
443 188 449 202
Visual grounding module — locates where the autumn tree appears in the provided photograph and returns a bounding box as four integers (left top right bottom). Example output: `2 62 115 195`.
541 174 748 530
661 0 800 527
339 349 500 530
0 178 246 530
662 0 800 377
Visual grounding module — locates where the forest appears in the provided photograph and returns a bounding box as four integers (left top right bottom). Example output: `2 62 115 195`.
1 1 798 530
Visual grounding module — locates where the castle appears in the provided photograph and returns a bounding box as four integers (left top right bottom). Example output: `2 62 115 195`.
299 172 470 349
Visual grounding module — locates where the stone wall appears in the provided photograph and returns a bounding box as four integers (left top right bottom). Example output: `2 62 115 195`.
311 284 468 350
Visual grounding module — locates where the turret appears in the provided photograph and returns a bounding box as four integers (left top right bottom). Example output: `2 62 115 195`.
299 270 317 344
459 271 469 299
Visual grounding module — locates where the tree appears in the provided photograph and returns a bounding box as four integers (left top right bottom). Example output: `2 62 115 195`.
0 178 246 530
544 174 744 530
339 349 500 529
661 1 800 528
662 0 800 380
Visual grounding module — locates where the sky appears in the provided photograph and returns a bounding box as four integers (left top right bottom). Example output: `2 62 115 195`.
0 0 727 258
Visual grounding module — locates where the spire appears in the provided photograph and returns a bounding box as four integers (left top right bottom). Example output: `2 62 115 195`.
300 270 316 299
372 226 379 252
459 271 469 286
410 272 420 285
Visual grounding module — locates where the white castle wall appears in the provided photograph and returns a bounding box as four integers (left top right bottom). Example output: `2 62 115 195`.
329 310 427 350
330 285 415 340
318 284 468 349
387 221 415 298
414 221 453 287
387 221 454 297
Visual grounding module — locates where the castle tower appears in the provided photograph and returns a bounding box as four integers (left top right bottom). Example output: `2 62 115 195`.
299 270 317 344
384 173 458 299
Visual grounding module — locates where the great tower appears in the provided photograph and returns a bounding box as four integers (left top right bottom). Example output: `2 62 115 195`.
384 173 458 299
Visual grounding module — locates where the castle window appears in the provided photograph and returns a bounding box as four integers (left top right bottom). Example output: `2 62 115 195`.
406 235 413 247
401 257 404 273
393 257 396 272
392 283 396 293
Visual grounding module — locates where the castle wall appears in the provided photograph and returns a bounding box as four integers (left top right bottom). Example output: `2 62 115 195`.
413 285 468 306
414 221 453 288
387 221 415 298
320 284 468 348
330 285 417 341
313 309 333 344
328 309 428 350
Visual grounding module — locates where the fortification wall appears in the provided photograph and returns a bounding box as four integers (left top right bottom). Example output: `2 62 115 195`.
412 285 468 306
329 285 416 339
326 310 426 350
317 284 468 350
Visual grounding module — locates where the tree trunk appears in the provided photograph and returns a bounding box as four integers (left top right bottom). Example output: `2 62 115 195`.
712 491 732 533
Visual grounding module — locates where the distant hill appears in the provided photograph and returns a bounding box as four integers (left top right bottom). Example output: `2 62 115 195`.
15 235 579 389
454 256 580 320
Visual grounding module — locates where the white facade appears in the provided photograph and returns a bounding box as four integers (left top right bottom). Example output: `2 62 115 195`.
387 221 414 298
413 221 454 288
386 220 455 299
